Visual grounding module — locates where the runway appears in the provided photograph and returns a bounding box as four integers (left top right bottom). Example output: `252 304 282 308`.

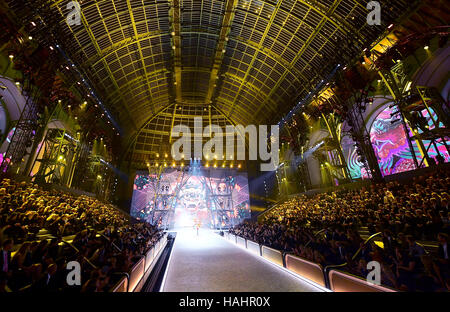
160 229 326 292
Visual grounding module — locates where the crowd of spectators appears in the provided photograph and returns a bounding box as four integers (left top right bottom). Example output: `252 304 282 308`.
0 178 163 292
230 171 450 291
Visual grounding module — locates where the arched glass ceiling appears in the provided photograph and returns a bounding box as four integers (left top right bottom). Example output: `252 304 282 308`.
8 0 411 141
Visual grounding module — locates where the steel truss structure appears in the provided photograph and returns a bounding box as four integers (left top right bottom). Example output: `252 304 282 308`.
137 165 242 230
6 0 412 168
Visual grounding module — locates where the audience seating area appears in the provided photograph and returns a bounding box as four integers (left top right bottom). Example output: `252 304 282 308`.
0 179 166 292
230 170 450 292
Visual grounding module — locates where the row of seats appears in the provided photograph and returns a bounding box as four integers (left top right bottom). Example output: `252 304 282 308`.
111 233 168 292
225 232 395 292
0 178 164 292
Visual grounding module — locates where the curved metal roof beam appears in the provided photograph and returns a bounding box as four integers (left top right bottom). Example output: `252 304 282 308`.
54 3 138 131
253 0 344 121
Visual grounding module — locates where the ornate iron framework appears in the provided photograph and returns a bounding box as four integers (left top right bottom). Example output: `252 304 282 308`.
6 0 412 168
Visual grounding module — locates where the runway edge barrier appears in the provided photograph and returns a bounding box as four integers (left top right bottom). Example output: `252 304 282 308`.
111 233 169 292
226 233 395 292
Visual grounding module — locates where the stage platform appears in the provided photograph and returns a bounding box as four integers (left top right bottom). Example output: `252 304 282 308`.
160 229 326 292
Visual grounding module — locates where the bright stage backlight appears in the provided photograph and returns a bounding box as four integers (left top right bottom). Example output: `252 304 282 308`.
130 166 251 229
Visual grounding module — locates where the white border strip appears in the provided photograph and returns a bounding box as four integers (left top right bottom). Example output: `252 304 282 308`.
219 233 331 292
159 232 175 292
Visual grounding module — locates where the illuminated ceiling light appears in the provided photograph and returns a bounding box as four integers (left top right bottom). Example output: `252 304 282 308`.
213 163 217 168
164 163 167 167
205 163 209 167
230 164 233 168
172 162 176 167
28 36 32 40
181 154 185 159
238 164 242 169
9 54 14 60
172 45 176 50
388 24 394 29
31 21 36 27
214 155 217 159
49 46 54 50
15 82 20 86
424 45 429 50
171 31 175 36
222 163 226 168
205 155 209 159
165 153 168 158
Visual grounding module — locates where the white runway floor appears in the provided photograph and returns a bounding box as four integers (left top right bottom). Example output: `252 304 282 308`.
160 229 326 292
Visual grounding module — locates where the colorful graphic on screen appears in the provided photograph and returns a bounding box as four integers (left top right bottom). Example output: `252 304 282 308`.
341 135 370 180
131 168 251 229
370 106 449 176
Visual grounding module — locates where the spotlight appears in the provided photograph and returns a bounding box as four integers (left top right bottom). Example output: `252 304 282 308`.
424 45 429 50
